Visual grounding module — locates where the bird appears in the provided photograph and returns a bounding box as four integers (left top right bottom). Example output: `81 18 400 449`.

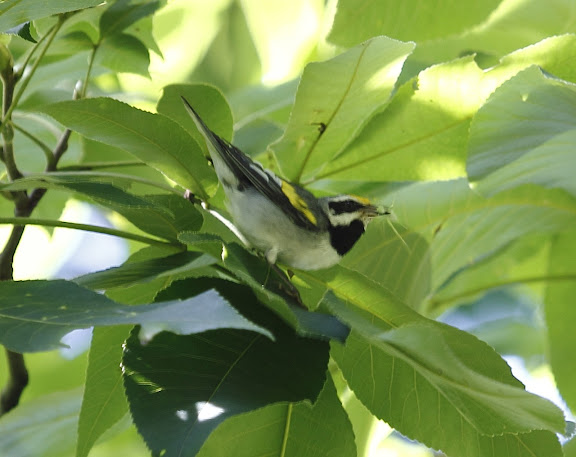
182 97 387 271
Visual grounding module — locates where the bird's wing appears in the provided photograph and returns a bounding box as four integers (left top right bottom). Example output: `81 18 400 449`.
182 97 322 231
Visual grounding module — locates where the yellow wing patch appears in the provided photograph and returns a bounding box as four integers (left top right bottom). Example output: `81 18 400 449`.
281 181 317 226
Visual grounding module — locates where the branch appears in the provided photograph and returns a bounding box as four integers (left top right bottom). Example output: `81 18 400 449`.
0 16 72 416
0 216 180 248
0 350 29 415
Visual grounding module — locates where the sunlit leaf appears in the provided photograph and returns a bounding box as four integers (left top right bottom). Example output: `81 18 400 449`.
97 33 150 76
313 56 485 183
157 83 233 149
545 229 576 413
469 66 576 197
272 36 415 183
328 0 502 46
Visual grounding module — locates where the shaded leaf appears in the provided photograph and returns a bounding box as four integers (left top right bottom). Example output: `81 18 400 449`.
0 175 202 241
5 21 35 42
222 243 350 342
0 0 103 32
123 322 329 456
39 98 216 198
0 280 270 352
75 251 217 290
197 376 356 457
99 0 160 37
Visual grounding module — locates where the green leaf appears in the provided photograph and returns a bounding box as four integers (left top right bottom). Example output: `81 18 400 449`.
324 288 566 456
157 83 233 148
271 36 415 183
341 217 431 308
75 251 217 290
0 280 270 352
545 229 576 413
430 233 552 312
221 244 349 342
39 97 216 198
122 313 330 456
197 376 356 457
313 56 486 183
328 0 502 46
387 180 576 304
5 21 36 42
0 0 103 32
76 326 131 457
0 389 82 457
468 66 576 197
99 0 160 37
0 175 202 241
49 31 94 55
97 33 150 76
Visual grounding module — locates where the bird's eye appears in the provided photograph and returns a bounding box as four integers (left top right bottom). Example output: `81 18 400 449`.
328 199 365 215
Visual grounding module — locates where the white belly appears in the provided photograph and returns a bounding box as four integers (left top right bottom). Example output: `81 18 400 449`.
226 189 339 270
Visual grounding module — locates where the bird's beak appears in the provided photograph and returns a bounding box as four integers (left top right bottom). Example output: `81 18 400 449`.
362 204 390 218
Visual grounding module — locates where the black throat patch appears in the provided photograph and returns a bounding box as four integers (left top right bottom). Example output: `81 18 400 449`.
328 220 365 256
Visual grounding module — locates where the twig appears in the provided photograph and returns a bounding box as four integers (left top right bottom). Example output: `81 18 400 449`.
0 217 179 248
0 16 71 417
0 350 29 414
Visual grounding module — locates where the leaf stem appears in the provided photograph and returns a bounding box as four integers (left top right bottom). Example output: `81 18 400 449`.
12 122 55 167
280 403 293 457
44 170 184 195
2 20 63 126
79 44 99 99
58 160 147 171
0 217 179 248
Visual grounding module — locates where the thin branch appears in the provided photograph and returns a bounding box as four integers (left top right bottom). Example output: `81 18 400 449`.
0 217 179 248
0 15 72 418
2 20 64 125
50 128 72 169
0 350 29 415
